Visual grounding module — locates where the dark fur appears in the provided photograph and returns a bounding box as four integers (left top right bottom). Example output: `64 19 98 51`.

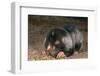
44 25 83 58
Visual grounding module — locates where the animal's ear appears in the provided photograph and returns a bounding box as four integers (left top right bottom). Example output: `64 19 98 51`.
52 32 54 36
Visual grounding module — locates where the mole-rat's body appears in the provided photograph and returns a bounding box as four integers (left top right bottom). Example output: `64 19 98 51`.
44 25 83 58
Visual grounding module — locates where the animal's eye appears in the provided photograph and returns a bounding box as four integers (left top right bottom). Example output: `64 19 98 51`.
55 40 60 45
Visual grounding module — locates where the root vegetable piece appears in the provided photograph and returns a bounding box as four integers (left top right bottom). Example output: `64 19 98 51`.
56 51 66 58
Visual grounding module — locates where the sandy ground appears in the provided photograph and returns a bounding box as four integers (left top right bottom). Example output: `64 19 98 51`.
28 48 88 61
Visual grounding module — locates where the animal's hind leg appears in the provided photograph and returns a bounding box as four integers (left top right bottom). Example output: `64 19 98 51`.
75 43 83 53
